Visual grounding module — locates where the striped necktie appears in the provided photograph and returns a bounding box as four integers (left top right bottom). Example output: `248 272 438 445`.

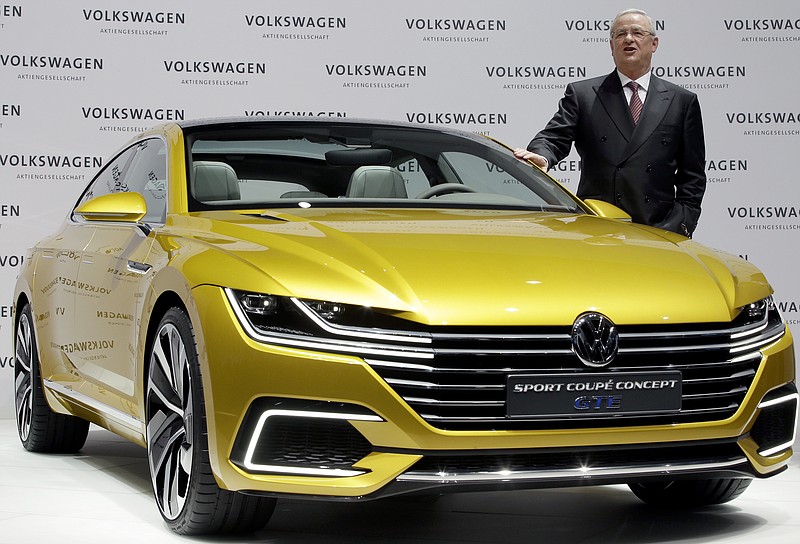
626 81 643 124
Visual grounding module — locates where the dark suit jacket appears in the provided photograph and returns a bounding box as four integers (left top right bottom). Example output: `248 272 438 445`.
528 71 706 235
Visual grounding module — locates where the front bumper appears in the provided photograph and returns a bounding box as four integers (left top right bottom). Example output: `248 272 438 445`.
191 285 797 498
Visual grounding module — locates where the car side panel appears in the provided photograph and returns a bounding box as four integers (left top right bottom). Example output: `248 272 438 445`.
72 224 154 406
30 226 97 386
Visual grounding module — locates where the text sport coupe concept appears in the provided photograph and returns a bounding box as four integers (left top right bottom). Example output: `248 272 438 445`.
12 118 797 535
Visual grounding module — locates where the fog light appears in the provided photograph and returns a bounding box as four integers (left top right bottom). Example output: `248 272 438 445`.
754 389 799 457
242 409 381 476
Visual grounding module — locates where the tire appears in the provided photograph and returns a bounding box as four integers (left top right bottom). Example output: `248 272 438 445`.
629 478 752 507
14 303 89 453
145 307 276 535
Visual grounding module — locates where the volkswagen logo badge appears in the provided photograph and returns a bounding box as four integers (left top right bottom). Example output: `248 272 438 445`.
571 312 619 367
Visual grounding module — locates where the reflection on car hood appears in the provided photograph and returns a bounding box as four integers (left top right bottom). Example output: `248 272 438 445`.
177 208 770 326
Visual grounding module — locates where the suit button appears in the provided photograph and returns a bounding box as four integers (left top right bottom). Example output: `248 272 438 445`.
646 165 653 172
601 136 607 142
645 195 651 202
662 139 668 146
616 193 623 201
616 166 621 171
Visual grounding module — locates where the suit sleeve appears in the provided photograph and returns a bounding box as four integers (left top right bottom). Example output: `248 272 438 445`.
526 83 580 168
658 93 707 235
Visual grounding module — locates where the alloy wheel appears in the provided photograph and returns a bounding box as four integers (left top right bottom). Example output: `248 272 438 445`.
14 312 33 442
146 321 194 521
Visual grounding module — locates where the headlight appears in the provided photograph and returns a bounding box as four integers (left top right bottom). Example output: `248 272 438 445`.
224 288 433 359
229 290 409 334
302 300 348 322
744 298 769 321
239 293 280 315
231 291 313 336
729 296 785 354
733 296 782 328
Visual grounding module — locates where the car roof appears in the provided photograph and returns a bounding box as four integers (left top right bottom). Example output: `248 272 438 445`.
174 116 489 143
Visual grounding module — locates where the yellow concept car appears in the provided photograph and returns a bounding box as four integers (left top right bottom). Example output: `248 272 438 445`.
12 118 797 535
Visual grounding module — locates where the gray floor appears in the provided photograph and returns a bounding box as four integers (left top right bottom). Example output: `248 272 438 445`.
0 419 798 543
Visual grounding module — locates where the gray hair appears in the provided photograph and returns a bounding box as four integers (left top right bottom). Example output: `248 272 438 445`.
611 9 657 37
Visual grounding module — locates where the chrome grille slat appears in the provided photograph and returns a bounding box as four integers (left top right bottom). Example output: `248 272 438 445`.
435 349 574 355
682 386 749 400
428 314 767 341
384 379 504 390
618 344 734 353
406 398 505 407
682 370 756 385
431 333 571 341
674 404 741 414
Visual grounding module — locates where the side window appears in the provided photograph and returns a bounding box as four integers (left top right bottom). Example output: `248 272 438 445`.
75 144 137 213
74 139 167 224
124 139 168 223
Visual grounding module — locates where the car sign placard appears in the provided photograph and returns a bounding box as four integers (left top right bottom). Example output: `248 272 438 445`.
507 371 682 418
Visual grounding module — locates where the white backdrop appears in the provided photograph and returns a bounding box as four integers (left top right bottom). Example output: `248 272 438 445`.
1 0 799 419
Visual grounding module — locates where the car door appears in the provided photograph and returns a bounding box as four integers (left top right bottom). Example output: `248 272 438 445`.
71 139 167 409
32 144 137 387
31 228 97 386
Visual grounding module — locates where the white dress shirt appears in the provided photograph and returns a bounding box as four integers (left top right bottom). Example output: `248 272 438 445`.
618 69 651 106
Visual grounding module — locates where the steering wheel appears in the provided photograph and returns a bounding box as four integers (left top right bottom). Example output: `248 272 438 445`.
415 183 478 199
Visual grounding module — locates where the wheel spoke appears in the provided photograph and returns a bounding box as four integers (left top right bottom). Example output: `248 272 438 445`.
152 332 177 392
147 409 185 458
15 320 31 373
169 327 182 391
14 360 31 400
15 384 32 441
14 376 31 414
161 445 177 516
175 340 192 446
148 363 184 419
149 332 184 417
149 407 189 518
179 442 193 475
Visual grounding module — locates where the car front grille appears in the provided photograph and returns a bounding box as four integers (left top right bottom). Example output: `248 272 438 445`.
228 289 786 432
365 314 784 431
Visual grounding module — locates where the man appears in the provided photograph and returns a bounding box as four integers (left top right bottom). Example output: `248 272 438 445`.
514 9 706 236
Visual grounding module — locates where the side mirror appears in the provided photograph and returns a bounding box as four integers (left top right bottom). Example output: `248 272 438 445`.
582 199 632 221
74 192 147 223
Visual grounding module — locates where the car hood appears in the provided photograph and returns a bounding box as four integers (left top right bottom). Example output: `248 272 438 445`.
171 208 770 326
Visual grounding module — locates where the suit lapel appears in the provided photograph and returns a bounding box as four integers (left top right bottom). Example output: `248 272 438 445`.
594 72 634 140
619 75 675 161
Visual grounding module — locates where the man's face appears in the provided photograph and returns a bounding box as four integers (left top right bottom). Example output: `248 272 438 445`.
610 13 659 79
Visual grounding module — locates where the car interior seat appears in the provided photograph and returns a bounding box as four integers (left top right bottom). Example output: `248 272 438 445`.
192 161 241 202
346 166 408 198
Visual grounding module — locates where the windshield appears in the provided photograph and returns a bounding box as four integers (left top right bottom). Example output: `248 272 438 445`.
184 122 583 214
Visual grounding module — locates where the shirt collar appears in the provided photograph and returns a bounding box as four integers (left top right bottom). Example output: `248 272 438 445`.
617 69 652 92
